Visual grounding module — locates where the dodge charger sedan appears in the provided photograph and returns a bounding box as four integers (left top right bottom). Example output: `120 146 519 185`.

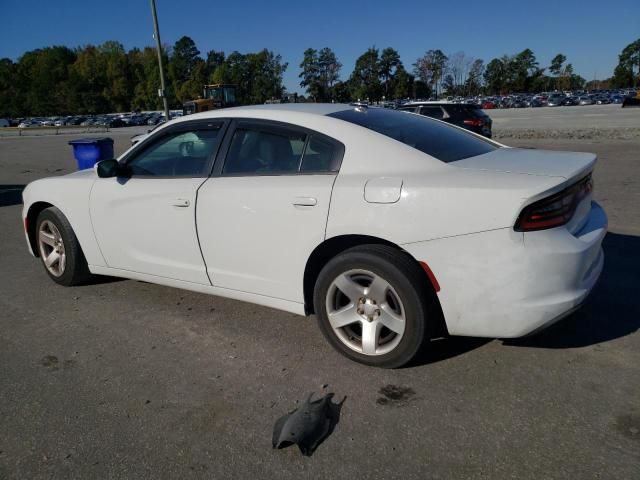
22 104 607 367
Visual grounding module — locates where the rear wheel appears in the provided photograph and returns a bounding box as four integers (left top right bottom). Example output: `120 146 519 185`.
36 207 92 286
314 245 433 368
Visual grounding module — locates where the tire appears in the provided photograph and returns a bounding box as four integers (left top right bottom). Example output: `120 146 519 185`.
314 244 433 368
35 207 92 286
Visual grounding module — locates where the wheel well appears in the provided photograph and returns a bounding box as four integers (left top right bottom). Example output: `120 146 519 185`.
303 234 448 337
26 201 54 257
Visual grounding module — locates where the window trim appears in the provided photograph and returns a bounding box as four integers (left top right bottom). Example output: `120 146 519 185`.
118 119 230 179
211 118 345 178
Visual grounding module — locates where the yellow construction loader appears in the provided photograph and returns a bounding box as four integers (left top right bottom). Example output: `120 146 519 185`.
182 84 238 115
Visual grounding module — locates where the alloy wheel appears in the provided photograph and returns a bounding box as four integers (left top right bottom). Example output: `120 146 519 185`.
38 220 66 277
325 269 406 356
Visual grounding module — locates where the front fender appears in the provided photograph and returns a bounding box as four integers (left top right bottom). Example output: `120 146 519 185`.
22 172 106 267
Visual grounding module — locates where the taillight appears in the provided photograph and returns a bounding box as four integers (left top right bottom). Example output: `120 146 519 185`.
463 119 483 127
515 174 593 232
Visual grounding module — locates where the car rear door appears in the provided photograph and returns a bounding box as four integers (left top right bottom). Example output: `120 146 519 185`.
89 120 226 284
196 120 344 303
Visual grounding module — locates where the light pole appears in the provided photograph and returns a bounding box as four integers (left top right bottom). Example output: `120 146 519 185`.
149 0 170 121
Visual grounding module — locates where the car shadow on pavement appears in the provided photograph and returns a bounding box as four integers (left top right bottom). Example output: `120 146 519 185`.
408 336 493 367
504 232 640 349
0 185 25 207
82 275 126 285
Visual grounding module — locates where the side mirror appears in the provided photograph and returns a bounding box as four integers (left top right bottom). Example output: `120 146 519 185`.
96 159 126 178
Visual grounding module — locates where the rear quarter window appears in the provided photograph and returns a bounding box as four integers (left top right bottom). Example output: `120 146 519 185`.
328 108 497 163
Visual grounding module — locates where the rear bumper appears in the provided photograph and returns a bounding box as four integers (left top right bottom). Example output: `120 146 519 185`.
403 201 607 338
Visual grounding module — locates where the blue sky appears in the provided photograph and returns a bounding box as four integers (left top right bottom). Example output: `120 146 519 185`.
1 0 638 94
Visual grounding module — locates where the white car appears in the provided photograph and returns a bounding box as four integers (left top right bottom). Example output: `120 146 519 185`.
21 104 607 367
18 120 40 128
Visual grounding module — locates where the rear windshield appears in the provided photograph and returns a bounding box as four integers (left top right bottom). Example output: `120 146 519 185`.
328 108 497 163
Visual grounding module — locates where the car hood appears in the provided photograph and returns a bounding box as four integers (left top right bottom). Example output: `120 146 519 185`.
59 167 97 178
451 147 595 183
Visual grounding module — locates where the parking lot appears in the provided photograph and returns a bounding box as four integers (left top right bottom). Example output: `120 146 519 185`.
1 118 639 478
490 104 640 131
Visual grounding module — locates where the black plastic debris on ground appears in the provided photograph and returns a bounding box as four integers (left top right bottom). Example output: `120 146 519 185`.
272 392 345 456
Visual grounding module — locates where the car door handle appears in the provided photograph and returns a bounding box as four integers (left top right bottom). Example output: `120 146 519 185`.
292 196 317 207
172 198 190 207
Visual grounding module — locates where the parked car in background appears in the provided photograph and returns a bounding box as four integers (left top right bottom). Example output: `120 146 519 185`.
0 118 10 128
546 94 565 107
18 120 41 128
526 97 544 107
106 118 127 128
578 96 594 106
399 102 493 138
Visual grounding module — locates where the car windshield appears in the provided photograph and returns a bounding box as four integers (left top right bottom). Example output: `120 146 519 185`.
328 107 497 163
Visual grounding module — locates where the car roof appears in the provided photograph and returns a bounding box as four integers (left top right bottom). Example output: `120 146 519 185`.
404 101 451 105
403 101 478 107
181 103 353 122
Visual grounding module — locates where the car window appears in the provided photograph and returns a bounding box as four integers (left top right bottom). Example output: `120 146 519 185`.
419 106 445 119
300 135 338 173
126 125 222 177
223 126 307 175
290 136 306 156
329 107 497 163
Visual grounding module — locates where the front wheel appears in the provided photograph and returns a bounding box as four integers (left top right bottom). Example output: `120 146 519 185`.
36 207 92 286
314 245 433 368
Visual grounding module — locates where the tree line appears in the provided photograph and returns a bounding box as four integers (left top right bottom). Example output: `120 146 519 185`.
0 37 638 117
0 37 287 117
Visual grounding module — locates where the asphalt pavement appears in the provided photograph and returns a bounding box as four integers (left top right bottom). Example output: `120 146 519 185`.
0 129 639 479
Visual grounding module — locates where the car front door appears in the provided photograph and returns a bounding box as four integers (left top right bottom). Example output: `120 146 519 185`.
196 120 344 302
90 120 226 284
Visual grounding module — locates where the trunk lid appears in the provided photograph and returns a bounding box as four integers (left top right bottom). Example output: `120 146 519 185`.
452 147 595 184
